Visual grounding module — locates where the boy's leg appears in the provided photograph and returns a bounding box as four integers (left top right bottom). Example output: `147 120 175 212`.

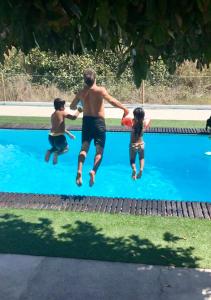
52 135 68 165
46 135 56 162
76 141 90 186
52 146 69 165
89 145 104 187
130 146 137 180
45 148 55 162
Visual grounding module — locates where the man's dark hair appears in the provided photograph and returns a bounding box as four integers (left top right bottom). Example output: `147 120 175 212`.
54 98 65 110
83 69 96 87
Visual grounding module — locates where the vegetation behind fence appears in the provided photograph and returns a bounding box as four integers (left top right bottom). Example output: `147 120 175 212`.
0 47 211 104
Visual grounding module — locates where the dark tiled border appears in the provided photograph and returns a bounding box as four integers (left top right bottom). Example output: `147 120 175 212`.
0 124 210 219
0 123 210 134
0 192 210 219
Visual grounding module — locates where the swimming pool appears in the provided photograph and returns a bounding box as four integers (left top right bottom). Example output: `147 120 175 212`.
0 129 210 202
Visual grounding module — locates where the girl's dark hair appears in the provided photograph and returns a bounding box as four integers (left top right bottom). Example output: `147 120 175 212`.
133 107 145 138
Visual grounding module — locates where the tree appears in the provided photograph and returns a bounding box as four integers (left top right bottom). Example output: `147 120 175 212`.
0 0 211 86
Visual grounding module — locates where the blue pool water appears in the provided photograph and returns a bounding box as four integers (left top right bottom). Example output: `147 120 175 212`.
0 129 211 202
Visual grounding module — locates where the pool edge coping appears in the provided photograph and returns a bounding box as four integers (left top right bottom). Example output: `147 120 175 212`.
0 192 210 219
0 123 210 134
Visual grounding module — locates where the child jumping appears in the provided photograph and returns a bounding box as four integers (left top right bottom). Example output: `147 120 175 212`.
122 107 150 180
45 98 82 164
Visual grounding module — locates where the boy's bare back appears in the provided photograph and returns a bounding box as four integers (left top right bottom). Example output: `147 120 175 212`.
51 110 66 134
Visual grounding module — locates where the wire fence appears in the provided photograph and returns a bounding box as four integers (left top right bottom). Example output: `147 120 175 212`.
0 73 211 105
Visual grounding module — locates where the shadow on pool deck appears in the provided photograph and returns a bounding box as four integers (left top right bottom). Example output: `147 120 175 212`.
0 213 199 268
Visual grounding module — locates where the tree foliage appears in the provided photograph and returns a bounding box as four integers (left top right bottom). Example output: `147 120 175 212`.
0 0 211 86
0 47 133 92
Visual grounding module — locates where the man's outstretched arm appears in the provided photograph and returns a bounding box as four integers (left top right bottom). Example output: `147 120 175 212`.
70 93 80 110
102 88 129 117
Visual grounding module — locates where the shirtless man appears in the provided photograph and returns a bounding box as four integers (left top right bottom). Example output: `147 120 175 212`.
70 69 129 186
45 98 81 164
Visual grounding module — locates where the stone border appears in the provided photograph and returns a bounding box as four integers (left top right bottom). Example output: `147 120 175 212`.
0 123 209 134
0 124 210 219
0 192 210 219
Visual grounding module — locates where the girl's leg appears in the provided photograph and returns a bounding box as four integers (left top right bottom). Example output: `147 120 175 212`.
137 148 144 179
129 146 137 180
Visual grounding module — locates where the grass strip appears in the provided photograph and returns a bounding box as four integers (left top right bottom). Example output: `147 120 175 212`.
0 116 205 128
0 208 211 268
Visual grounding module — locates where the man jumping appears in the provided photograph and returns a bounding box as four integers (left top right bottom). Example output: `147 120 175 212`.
70 69 129 187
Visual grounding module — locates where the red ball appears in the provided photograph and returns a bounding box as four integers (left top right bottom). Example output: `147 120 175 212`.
121 117 133 127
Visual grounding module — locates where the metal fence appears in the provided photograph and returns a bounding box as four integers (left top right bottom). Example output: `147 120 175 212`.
0 73 211 105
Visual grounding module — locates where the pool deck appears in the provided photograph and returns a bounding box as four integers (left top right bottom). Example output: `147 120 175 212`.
0 102 211 120
1 254 211 300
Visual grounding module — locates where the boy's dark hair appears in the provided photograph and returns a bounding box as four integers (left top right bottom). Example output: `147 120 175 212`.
83 69 96 87
133 107 145 138
54 98 65 110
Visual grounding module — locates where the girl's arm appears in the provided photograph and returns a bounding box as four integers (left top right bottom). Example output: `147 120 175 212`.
143 117 151 129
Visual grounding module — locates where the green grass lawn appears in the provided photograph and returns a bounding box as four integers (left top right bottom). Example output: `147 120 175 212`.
0 115 205 128
0 208 211 268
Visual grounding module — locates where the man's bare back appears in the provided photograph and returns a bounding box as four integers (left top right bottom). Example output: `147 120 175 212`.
71 83 127 118
76 85 105 118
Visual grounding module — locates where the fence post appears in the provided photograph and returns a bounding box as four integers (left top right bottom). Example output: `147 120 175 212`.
140 80 145 106
1 72 6 104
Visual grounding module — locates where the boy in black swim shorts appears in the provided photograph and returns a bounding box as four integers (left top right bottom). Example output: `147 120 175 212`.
45 98 82 164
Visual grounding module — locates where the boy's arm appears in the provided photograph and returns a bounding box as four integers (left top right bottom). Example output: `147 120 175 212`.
102 88 129 118
65 129 75 139
64 109 80 120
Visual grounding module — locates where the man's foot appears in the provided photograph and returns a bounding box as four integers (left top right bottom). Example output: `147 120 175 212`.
132 169 136 180
45 151 51 162
89 170 95 187
53 153 58 165
137 170 143 179
76 172 82 186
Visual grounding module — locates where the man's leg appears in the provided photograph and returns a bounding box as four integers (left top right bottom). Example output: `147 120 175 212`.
76 141 90 186
89 144 104 187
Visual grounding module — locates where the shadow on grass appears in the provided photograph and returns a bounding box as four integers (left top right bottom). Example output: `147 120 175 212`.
0 213 199 268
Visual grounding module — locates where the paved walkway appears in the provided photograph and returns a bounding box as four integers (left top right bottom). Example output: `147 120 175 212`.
0 102 211 120
0 254 211 300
